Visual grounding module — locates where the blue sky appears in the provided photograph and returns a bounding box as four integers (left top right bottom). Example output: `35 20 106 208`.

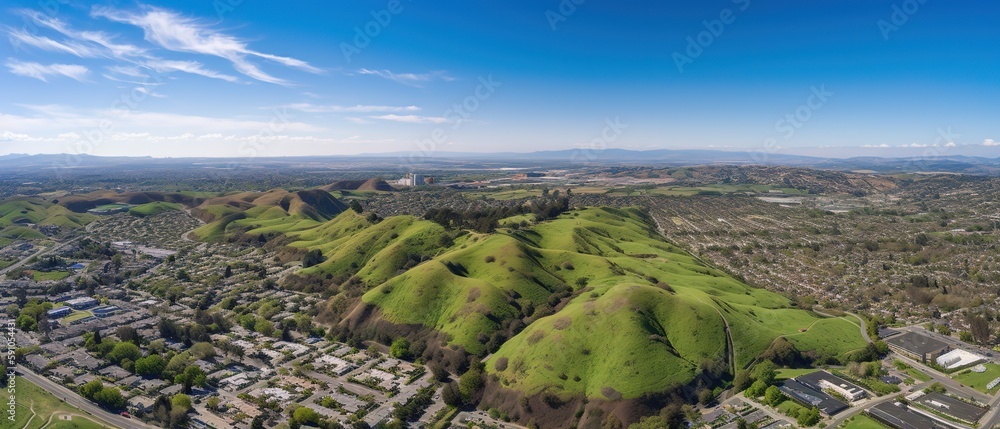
0 0 998 157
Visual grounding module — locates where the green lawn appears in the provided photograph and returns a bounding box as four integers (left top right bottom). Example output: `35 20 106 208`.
33 271 70 282
776 368 820 380
904 368 931 382
839 414 888 429
776 400 807 418
45 419 108 429
62 311 94 323
953 363 1000 394
0 378 111 429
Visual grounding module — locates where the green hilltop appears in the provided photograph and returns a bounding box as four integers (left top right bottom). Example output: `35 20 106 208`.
14 188 866 405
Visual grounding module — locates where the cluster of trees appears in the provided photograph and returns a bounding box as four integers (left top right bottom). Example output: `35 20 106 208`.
285 403 347 429
383 385 436 428
157 315 227 346
968 314 993 345
424 196 570 233
70 238 117 260
442 361 486 407
302 249 326 268
79 380 126 409
14 300 53 333
149 393 193 428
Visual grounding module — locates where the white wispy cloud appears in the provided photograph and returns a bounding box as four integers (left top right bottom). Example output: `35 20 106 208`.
0 131 32 141
5 59 89 82
133 86 166 98
2 104 325 135
369 114 450 124
984 139 998 146
92 5 321 85
357 68 454 87
144 60 238 82
284 103 421 113
16 9 146 59
8 29 103 58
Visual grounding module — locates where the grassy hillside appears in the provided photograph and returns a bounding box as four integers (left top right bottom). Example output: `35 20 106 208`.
129 201 182 217
303 207 865 400
105 192 863 402
190 189 348 241
0 198 95 229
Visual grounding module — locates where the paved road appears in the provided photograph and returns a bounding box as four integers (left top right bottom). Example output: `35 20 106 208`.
978 391 1000 429
0 236 83 275
16 366 160 429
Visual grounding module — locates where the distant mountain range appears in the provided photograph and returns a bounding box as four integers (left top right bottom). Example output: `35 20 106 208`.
1 149 998 175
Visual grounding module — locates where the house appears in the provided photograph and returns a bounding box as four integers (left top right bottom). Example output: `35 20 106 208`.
65 297 99 310
885 331 950 364
47 307 72 318
127 396 155 414
91 306 120 317
98 365 130 380
219 373 252 391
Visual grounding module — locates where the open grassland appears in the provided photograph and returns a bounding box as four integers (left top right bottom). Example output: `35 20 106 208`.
953 363 1000 394
0 378 109 429
0 198 95 230
776 368 820 380
176 194 866 401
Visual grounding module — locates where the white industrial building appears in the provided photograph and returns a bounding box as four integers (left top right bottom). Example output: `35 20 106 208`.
396 173 426 186
936 349 986 370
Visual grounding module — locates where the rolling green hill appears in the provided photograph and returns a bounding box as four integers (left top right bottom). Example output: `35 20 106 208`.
129 201 183 217
23 188 864 410
0 198 95 229
190 189 348 241
343 207 863 400
208 203 864 401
